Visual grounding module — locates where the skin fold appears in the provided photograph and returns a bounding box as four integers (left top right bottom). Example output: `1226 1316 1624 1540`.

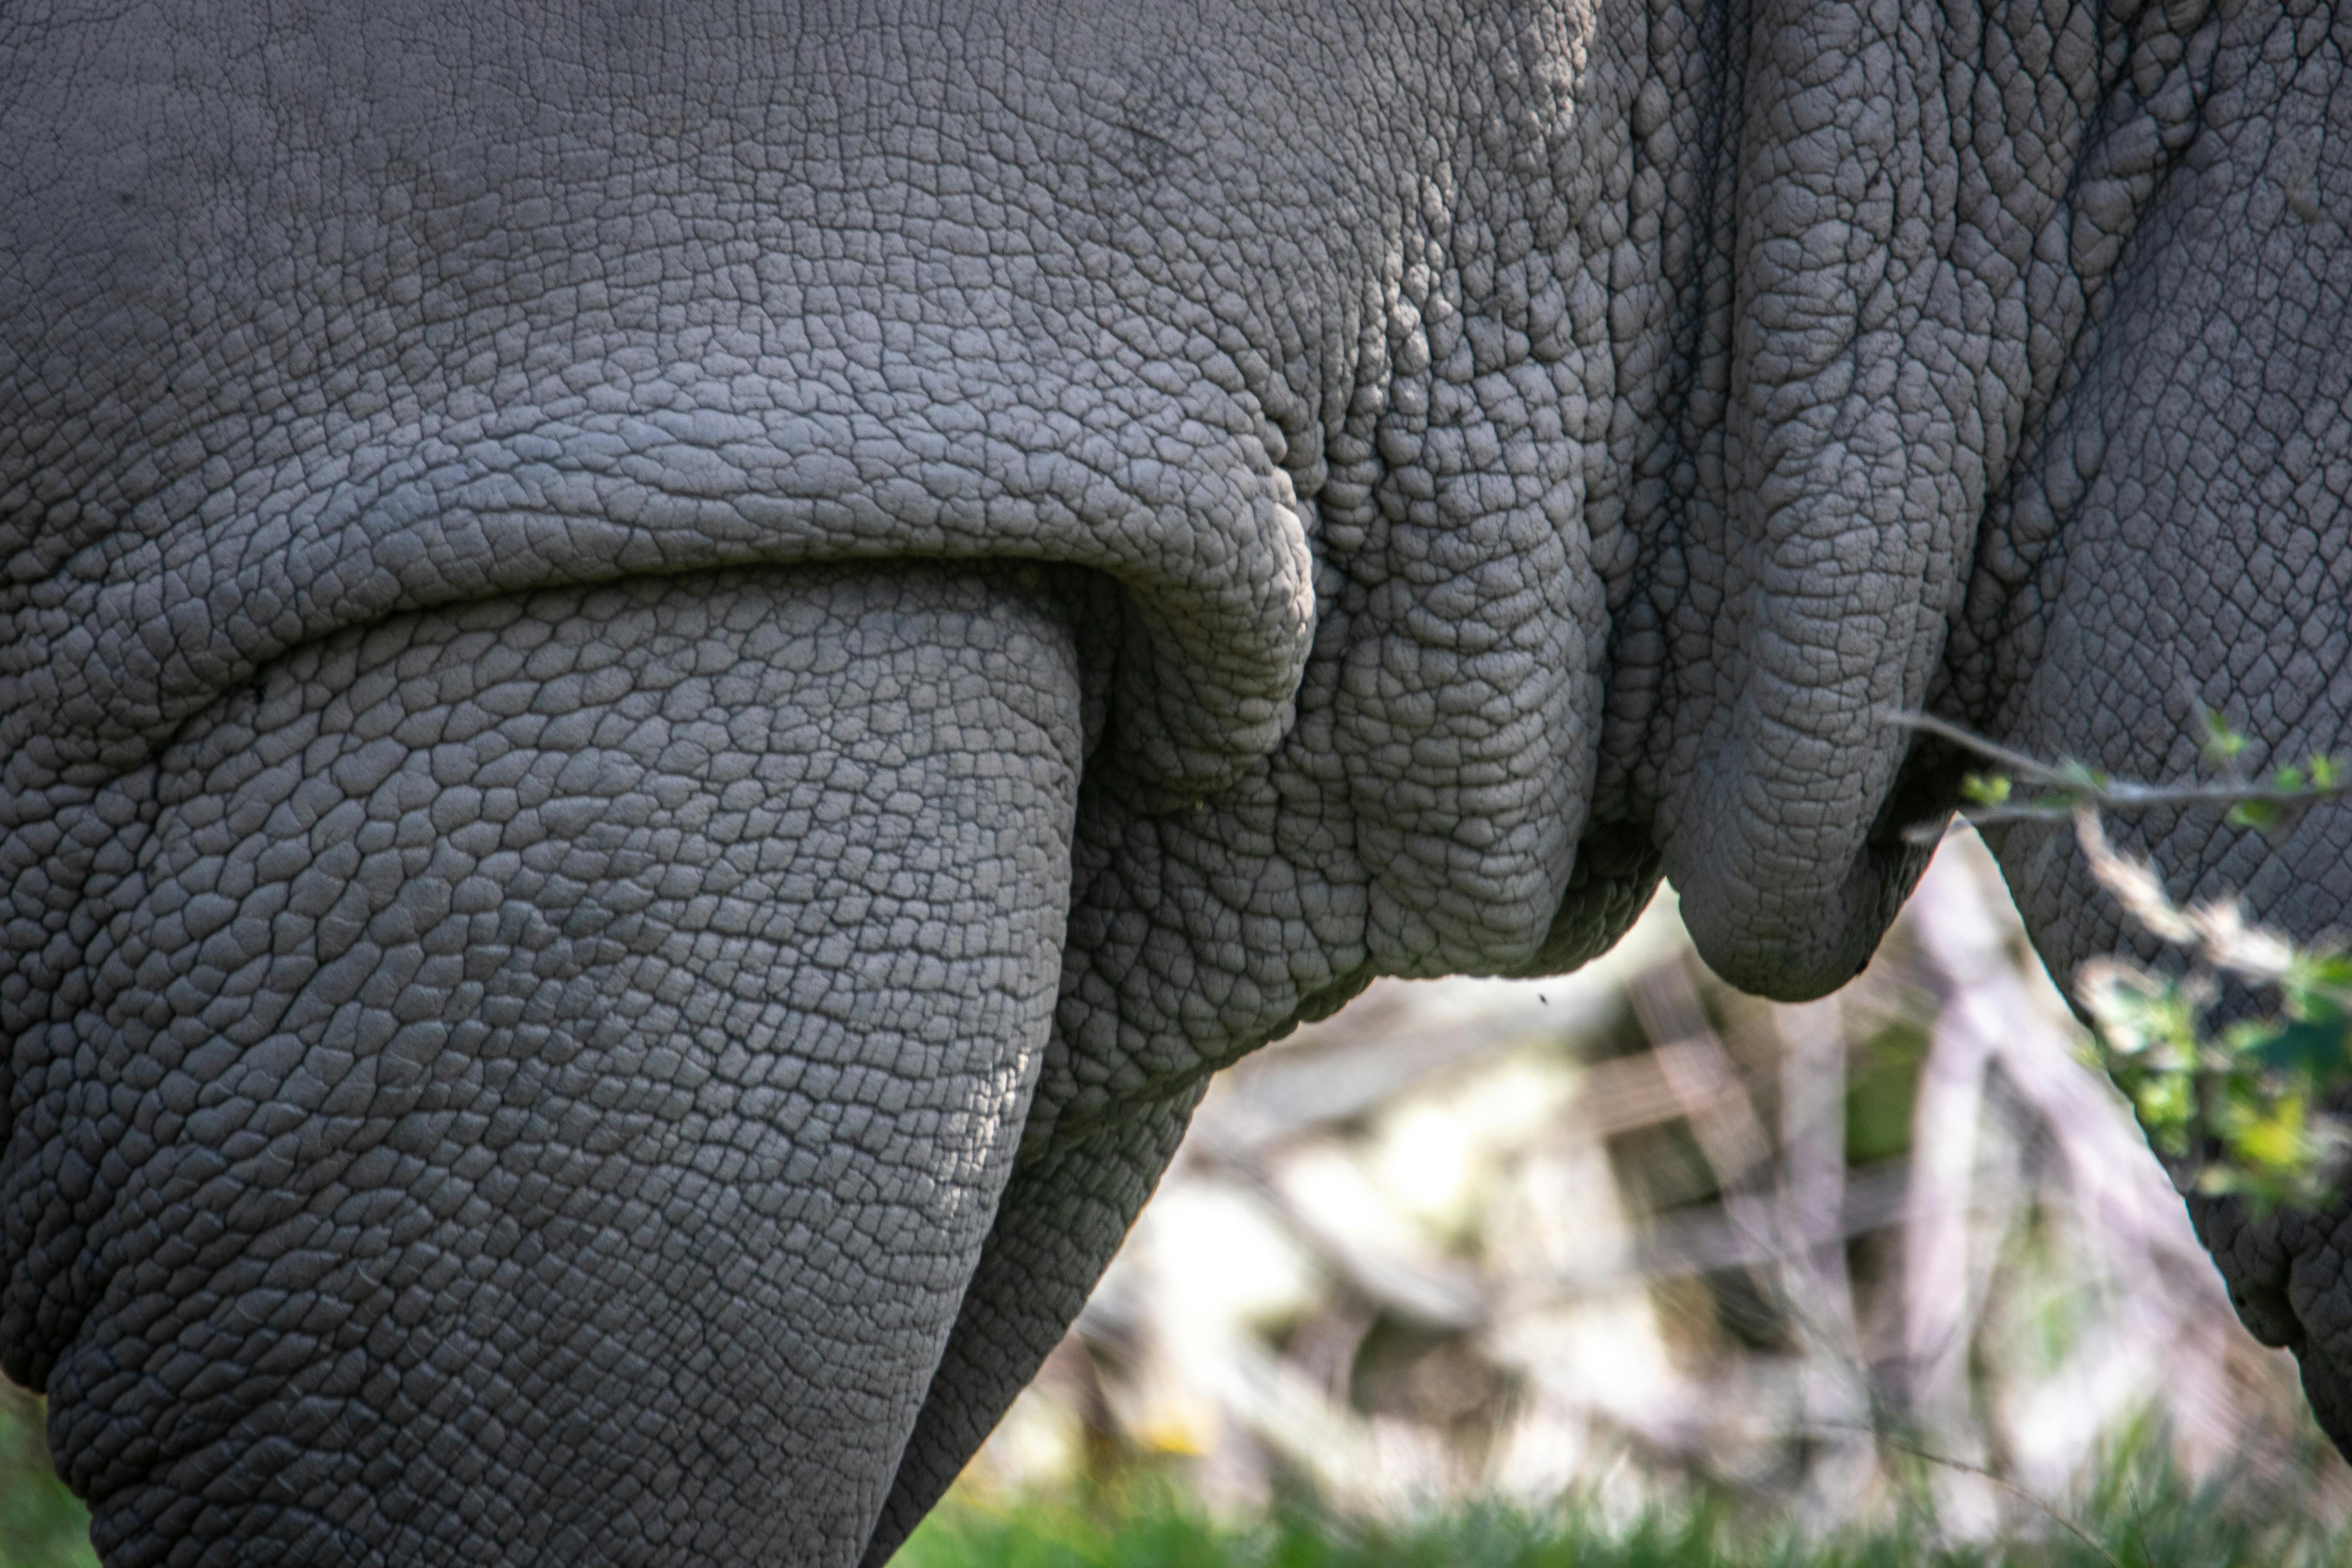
1 0 2347 1561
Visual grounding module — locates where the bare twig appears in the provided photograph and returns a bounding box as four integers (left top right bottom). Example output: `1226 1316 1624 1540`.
1882 710 2352 826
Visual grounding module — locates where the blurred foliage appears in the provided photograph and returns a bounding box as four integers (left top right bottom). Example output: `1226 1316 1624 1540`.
1840 1021 1926 1168
1932 710 2352 1213
0 1386 95 1568
937 834 2352 1563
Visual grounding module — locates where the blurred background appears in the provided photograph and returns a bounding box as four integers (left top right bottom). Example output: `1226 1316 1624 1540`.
6 830 2349 1564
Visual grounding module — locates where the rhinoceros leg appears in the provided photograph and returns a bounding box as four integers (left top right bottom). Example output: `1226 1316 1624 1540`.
861 1082 1202 1564
10 566 1084 1567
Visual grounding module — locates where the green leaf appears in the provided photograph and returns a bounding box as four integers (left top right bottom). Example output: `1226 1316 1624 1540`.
2204 713 2249 763
2310 754 2343 790
2228 799 2284 832
2198 1158 2331 1214
2273 764 2308 793
2290 952 2352 995
1960 773 2013 808
2125 1072 2195 1156
2233 1101 2310 1173
2250 1016 2350 1077
2219 1017 2277 1059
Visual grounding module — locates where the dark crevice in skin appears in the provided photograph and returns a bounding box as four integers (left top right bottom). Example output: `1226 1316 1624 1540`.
1864 731 1970 858
1286 965 1381 1030
1941 0 2229 735
1492 821 1664 980
2197 1196 2305 1350
1588 0 1748 836
1846 728 1976 979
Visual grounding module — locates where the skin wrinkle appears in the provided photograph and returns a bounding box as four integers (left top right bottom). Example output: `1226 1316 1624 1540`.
3 0 2352 1563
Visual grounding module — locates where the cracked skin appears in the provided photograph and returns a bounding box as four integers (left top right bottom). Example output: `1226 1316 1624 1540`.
5 0 2352 1561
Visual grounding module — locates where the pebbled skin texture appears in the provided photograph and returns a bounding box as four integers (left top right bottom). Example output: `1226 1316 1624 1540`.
3 0 2351 1560
1939 0 2352 1459
6 567 1089 1562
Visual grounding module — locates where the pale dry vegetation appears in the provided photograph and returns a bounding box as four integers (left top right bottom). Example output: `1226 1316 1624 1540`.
937 834 2350 1556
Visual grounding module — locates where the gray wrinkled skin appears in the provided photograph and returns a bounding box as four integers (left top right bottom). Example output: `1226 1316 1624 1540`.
3 0 2348 1561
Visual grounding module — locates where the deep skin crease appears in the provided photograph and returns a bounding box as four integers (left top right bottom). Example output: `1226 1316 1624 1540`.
4 0 2352 1561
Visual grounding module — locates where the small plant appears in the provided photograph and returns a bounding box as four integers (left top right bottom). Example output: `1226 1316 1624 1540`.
1897 711 2352 1213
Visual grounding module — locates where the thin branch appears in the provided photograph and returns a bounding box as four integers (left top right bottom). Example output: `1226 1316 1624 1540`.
1884 711 2079 786
1881 710 2352 823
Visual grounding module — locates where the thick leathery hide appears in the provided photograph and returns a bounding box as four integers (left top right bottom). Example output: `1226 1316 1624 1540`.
861 1081 1203 1563
7 0 2352 1559
3 568 1086 1564
1650 0 2230 995
1944 0 2352 1457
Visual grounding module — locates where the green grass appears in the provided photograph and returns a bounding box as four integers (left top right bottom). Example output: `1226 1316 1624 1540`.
894 1496 2338 1568
4 1384 2344 1568
0 1387 95 1568
893 1432 2352 1568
